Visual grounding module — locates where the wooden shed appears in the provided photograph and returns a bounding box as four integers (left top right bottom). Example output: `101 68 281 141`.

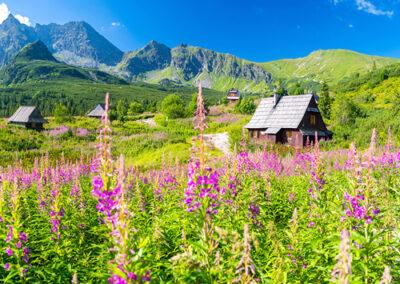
87 104 106 119
8 106 47 130
227 89 240 105
245 94 332 147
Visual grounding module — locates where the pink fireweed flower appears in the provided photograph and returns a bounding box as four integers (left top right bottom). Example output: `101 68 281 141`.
127 272 137 280
92 94 139 282
76 128 89 137
3 263 10 271
19 232 27 242
248 203 262 228
142 270 151 282
49 208 64 239
48 125 70 137
155 173 178 197
108 274 127 284
5 225 13 243
22 247 29 263
343 192 377 225
184 161 222 214
307 133 325 204
5 247 12 256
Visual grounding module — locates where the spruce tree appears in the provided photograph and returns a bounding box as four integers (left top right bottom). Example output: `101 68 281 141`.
319 82 332 119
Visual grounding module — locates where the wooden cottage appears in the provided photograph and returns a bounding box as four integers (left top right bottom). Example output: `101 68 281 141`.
245 94 332 147
8 106 47 130
87 104 106 119
227 89 240 104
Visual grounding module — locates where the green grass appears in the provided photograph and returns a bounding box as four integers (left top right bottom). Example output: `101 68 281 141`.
261 49 399 84
131 142 191 169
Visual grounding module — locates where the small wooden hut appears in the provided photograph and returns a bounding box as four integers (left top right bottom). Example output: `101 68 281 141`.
227 89 240 105
87 104 106 119
245 93 332 147
8 106 47 130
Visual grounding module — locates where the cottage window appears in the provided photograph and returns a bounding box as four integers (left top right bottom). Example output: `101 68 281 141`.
286 130 292 139
310 115 316 126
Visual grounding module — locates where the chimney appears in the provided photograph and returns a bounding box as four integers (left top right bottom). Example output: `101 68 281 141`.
273 93 281 107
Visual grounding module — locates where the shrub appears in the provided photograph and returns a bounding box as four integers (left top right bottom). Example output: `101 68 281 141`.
128 101 144 115
235 97 256 114
154 114 168 127
160 94 186 119
54 104 73 123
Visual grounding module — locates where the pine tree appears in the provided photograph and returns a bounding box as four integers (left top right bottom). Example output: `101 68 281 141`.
319 82 332 119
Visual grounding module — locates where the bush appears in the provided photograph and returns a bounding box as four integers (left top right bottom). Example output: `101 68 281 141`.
54 104 73 123
160 94 186 119
154 114 168 127
235 97 256 114
128 101 144 115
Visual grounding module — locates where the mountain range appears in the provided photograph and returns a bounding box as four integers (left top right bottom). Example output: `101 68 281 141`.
0 40 125 85
0 13 399 92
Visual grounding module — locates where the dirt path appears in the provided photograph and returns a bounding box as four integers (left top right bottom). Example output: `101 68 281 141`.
138 118 157 127
203 132 231 155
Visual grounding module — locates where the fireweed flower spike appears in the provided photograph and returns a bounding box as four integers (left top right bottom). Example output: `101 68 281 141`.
380 266 392 284
331 229 352 284
108 155 138 283
194 81 208 171
235 224 256 283
92 93 140 283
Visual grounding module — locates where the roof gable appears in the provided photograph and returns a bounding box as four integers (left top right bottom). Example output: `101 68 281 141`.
87 104 106 117
8 106 47 123
245 94 315 129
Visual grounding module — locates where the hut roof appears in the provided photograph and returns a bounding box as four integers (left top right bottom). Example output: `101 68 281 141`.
87 104 106 117
245 94 315 129
8 106 47 124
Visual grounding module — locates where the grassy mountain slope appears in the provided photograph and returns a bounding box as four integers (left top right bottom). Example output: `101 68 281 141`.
0 41 126 85
261 49 399 84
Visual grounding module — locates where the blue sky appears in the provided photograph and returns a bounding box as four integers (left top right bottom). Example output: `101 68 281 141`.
2 0 400 61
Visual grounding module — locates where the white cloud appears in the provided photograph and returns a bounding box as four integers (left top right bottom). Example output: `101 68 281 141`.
348 23 354 28
0 2 31 25
111 22 121 27
15 14 31 26
0 2 10 23
331 0 394 17
355 0 394 17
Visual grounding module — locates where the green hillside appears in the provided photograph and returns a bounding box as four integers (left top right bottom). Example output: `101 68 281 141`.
261 49 399 84
328 62 400 147
0 41 126 85
0 79 224 117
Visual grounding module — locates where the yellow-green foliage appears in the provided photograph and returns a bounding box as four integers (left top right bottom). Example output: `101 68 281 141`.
262 49 399 84
331 74 400 148
131 142 191 169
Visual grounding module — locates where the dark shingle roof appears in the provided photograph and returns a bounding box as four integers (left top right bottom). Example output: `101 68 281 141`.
245 94 314 129
87 104 106 117
8 106 47 123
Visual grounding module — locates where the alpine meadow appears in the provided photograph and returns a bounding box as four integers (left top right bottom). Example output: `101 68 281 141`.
0 1 400 283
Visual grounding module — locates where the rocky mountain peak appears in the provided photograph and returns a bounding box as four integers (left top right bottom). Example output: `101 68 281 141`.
1 14 20 26
119 40 171 76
